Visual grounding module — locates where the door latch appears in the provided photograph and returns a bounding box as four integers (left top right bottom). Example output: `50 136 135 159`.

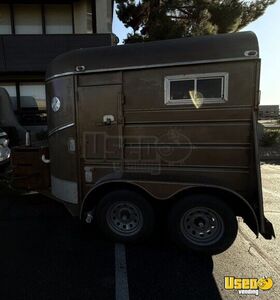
103 115 115 125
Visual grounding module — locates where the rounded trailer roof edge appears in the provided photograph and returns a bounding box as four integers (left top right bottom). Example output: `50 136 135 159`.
46 31 259 81
46 56 259 82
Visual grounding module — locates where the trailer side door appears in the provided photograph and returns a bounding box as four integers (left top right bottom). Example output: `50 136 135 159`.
77 72 123 187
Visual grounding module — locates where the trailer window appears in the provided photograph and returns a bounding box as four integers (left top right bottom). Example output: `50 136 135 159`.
170 80 194 100
165 73 228 107
197 78 223 99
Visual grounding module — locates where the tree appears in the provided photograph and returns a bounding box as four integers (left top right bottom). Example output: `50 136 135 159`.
115 0 277 43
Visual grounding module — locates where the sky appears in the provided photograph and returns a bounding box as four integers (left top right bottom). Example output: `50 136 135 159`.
112 1 280 106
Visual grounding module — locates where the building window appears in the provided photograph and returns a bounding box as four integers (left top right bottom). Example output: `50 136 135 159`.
0 3 95 35
45 4 73 34
0 83 17 110
14 4 42 34
0 4 12 34
0 82 46 125
74 0 93 34
86 0 93 34
165 73 229 106
19 83 46 111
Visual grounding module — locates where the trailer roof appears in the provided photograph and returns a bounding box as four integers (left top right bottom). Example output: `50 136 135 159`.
46 31 259 81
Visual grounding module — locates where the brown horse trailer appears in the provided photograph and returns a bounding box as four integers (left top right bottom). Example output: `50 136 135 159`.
12 31 274 254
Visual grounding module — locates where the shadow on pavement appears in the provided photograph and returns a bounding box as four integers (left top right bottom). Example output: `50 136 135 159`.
0 192 115 300
126 240 221 300
261 160 280 165
0 190 222 300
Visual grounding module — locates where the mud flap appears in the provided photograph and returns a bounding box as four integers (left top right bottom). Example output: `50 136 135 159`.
260 217 275 239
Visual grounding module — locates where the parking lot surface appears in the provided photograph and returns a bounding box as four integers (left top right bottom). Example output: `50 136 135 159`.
0 163 279 300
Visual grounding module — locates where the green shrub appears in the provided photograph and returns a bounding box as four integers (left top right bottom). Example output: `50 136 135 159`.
260 130 280 147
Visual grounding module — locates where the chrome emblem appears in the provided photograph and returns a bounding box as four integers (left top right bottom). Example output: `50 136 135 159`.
51 96 61 112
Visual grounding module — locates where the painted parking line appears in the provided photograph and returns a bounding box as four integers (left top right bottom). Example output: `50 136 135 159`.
115 243 130 300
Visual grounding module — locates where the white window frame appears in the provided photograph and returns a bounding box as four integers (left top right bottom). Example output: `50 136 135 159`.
164 72 229 105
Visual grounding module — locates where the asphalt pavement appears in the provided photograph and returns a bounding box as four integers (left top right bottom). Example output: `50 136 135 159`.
0 163 279 300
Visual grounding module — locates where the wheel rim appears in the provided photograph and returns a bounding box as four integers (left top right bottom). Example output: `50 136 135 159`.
106 201 143 236
180 207 224 246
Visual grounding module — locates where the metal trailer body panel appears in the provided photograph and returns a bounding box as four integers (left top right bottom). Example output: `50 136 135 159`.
46 32 274 239
47 76 79 204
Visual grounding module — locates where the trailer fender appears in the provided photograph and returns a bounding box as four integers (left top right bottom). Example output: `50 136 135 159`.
80 180 153 219
81 180 259 236
169 185 260 236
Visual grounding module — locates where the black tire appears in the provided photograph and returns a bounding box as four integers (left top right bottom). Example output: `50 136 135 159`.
168 194 238 255
96 189 154 242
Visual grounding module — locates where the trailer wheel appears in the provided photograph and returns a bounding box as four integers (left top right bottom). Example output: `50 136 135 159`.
168 194 238 254
96 189 154 242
